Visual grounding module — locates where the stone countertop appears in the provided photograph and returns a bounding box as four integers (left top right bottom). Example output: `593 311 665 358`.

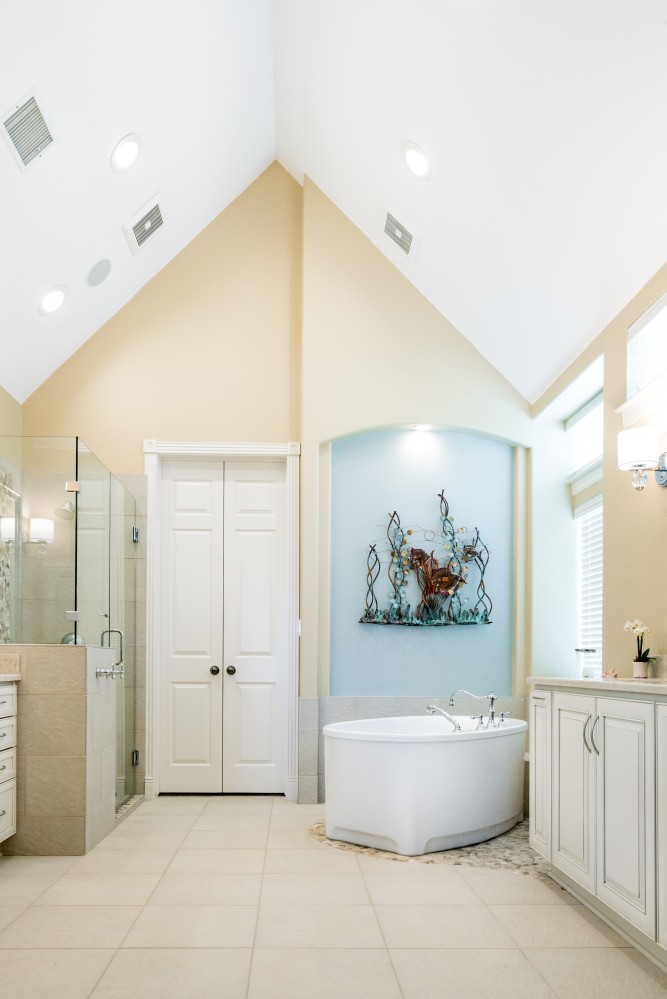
0 674 20 682
527 675 667 696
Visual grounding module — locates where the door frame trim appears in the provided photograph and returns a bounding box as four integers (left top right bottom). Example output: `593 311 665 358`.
144 440 301 800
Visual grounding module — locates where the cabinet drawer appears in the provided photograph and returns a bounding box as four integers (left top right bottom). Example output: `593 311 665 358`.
0 685 16 718
0 778 16 842
0 718 16 750
0 747 16 784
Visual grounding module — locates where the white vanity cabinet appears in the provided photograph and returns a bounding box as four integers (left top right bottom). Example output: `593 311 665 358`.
551 691 654 935
0 682 17 846
529 678 663 968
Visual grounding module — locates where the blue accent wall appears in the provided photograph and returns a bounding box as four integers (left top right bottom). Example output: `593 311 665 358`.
330 429 514 695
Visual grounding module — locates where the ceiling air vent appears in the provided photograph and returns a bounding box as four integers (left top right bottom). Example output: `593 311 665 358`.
2 94 53 169
123 195 164 255
384 212 413 255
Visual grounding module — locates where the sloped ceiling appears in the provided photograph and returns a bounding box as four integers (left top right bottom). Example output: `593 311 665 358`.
1 1 665 404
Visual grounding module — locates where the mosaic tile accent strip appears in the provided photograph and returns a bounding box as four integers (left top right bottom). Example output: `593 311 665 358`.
310 818 551 877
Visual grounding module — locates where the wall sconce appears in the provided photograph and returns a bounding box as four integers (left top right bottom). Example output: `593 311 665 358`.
617 427 667 490
28 517 54 555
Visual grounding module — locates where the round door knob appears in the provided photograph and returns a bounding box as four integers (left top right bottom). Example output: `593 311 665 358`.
226 665 236 675
210 666 220 675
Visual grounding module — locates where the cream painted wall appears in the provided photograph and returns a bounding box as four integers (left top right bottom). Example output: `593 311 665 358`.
0 385 21 436
299 179 538 697
533 262 667 675
21 163 303 473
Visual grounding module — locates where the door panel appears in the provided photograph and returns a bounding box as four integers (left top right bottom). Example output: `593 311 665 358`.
159 458 287 794
159 461 224 792
223 462 286 792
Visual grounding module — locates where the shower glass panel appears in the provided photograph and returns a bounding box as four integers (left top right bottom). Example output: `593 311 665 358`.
0 436 141 810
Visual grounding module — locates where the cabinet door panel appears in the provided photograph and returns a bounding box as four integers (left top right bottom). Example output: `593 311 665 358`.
552 692 596 892
658 704 667 949
596 698 655 936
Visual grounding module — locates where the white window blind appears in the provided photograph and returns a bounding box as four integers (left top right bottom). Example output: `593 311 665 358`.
575 498 603 674
627 291 667 399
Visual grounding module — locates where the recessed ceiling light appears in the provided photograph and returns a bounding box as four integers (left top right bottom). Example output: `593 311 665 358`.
402 142 431 180
110 133 141 173
38 285 67 316
87 259 112 287
413 424 433 432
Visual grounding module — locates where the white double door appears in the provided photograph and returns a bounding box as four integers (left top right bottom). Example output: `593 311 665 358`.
159 459 287 793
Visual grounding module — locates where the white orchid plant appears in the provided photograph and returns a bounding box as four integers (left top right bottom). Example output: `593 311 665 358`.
624 619 652 662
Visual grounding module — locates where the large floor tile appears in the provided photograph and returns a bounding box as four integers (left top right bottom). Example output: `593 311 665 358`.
0 856 78 876
488 902 626 948
91 947 252 998
193 813 271 831
266 829 327 849
0 876 56 907
269 813 325 831
0 948 114 999
458 868 577 905
180 829 268 850
148 873 262 906
119 814 198 830
363 869 481 905
122 904 257 948
202 797 274 815
0 905 141 949
260 873 369 906
0 906 24 932
525 946 667 998
35 873 162 906
166 848 265 874
134 798 209 815
255 904 384 948
264 847 359 874
248 948 402 999
375 904 517 950
68 848 176 875
391 947 558 998
94 829 188 851
270 801 324 817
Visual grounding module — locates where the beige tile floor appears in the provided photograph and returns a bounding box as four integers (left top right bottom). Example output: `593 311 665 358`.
0 795 667 998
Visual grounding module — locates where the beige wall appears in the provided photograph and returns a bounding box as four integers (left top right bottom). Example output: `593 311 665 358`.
13 158 659 698
21 163 303 473
0 385 21 437
533 262 667 674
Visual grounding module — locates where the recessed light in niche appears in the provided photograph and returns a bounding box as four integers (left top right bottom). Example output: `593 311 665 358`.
87 259 112 287
402 141 431 180
38 284 67 316
110 133 141 173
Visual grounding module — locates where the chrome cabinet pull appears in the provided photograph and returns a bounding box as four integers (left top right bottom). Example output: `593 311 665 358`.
590 715 600 756
582 714 592 753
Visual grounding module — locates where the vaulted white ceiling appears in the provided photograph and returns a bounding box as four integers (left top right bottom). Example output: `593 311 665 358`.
1 1 665 404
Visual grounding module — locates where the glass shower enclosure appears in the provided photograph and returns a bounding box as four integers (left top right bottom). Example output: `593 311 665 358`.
0 435 141 810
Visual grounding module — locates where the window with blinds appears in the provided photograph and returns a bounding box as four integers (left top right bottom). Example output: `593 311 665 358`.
627 291 667 399
575 498 603 674
565 393 603 480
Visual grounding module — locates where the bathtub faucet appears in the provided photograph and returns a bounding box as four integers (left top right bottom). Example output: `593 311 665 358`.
448 689 498 726
426 705 461 731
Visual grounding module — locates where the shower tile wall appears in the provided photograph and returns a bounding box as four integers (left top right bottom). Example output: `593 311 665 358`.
298 695 528 805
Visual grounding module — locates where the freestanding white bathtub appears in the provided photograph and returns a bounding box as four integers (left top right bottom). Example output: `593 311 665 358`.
324 714 527 856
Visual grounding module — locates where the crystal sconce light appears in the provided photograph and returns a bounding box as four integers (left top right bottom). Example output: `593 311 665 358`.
617 427 667 490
